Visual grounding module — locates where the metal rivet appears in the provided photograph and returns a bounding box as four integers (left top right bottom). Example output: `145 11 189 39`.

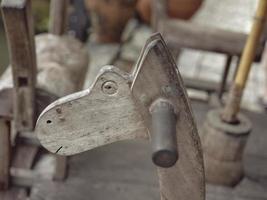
102 81 118 95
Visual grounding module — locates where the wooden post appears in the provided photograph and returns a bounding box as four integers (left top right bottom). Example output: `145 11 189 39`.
53 156 67 181
0 119 10 190
159 19 264 57
49 0 70 181
151 0 168 31
49 0 69 35
218 55 233 99
1 0 37 132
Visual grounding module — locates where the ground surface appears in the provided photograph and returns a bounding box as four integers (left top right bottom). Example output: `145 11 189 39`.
29 101 267 200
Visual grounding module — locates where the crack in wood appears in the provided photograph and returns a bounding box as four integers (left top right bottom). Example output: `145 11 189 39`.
55 146 63 154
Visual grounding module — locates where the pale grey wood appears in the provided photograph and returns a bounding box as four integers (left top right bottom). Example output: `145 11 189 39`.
53 156 67 181
0 188 27 200
36 66 147 155
36 34 204 200
31 100 267 200
131 34 204 200
1 0 26 8
0 34 89 97
10 167 53 187
0 33 89 186
159 19 264 58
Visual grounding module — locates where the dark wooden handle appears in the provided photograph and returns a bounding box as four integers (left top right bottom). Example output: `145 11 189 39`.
1 0 37 131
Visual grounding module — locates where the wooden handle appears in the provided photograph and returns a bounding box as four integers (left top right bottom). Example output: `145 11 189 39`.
49 0 69 35
1 0 37 131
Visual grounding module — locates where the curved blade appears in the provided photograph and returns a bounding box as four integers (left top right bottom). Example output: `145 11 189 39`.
36 66 146 155
131 33 205 200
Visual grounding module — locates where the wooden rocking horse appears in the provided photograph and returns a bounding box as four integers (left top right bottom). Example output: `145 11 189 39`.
36 33 205 200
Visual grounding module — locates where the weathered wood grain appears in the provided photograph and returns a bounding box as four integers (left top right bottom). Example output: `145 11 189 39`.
159 19 264 58
1 0 37 132
0 188 27 200
49 0 69 35
31 101 267 200
131 34 204 200
35 34 204 200
36 66 147 155
0 119 10 190
53 156 68 181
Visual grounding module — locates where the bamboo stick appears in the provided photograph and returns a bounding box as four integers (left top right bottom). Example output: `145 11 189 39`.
222 0 267 123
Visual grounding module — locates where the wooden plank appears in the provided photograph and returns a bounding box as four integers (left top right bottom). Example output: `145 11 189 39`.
131 34 204 200
31 101 267 200
0 188 27 200
53 156 67 181
10 167 53 187
49 0 69 35
36 66 147 155
12 145 38 169
184 77 229 94
0 142 38 197
0 119 10 190
0 89 13 119
1 0 37 132
159 19 264 59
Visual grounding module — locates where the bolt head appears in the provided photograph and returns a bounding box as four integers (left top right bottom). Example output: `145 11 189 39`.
102 81 118 95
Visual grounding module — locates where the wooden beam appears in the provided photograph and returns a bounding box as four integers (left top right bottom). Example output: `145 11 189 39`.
0 119 10 190
184 77 229 94
49 0 69 35
1 0 37 132
53 156 68 181
151 0 167 31
159 19 264 59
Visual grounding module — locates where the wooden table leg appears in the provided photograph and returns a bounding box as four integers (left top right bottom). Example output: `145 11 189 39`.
0 119 10 190
53 156 68 181
218 55 232 99
1 0 37 132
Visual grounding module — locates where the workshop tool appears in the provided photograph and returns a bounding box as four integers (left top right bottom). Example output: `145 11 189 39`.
35 34 205 200
201 0 267 186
